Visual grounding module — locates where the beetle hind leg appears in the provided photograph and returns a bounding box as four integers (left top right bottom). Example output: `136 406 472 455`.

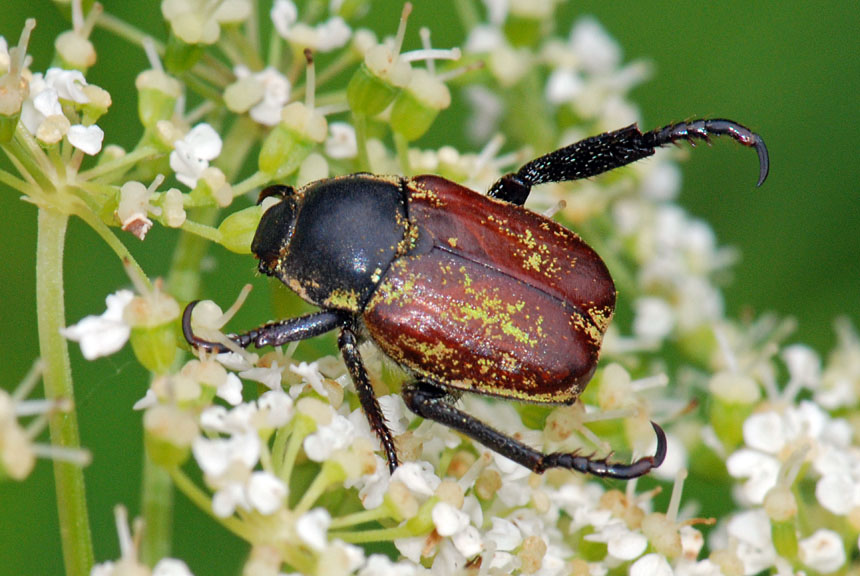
487 118 769 205
402 380 666 480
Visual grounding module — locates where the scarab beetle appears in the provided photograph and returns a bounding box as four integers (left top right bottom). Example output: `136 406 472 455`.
185 119 769 479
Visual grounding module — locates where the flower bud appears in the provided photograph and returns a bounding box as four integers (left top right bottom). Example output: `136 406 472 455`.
218 203 265 254
258 102 326 176
389 69 451 141
124 283 181 374
54 31 96 72
346 44 411 117
144 404 196 467
163 33 204 73
136 69 182 127
191 166 233 207
708 371 760 449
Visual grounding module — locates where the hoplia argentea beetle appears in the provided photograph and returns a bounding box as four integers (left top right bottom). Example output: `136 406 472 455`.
184 119 769 479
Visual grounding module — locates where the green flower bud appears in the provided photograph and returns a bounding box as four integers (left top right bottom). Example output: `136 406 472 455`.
505 0 554 47
130 324 178 375
218 203 265 254
124 284 181 374
347 44 412 117
190 166 232 207
54 30 97 72
136 69 182 128
258 102 326 176
389 69 451 141
708 372 760 449
144 405 197 468
0 113 20 143
164 33 204 74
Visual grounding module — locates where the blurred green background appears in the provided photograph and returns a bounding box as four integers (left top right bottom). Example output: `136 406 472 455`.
0 2 856 574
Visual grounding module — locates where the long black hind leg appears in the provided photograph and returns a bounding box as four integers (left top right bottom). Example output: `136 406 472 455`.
401 380 666 480
488 119 769 205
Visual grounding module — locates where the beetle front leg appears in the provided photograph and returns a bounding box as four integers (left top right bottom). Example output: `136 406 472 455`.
338 325 401 474
402 381 666 480
182 300 345 352
488 118 769 205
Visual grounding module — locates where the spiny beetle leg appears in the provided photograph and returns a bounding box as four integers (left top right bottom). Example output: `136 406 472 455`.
182 300 344 352
338 325 401 474
402 380 666 480
488 118 768 205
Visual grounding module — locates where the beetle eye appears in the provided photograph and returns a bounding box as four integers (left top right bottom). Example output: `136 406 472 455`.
257 184 294 205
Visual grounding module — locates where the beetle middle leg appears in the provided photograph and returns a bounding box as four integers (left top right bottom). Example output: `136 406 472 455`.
488 118 769 205
338 325 401 473
401 380 666 480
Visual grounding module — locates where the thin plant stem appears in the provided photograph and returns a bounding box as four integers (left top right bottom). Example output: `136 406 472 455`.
37 208 94 576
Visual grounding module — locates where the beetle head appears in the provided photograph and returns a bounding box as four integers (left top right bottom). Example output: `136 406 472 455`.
252 185 299 278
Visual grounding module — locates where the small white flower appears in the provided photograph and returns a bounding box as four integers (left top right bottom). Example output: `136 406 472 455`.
585 520 648 561
215 373 243 406
303 413 354 461
359 554 418 576
798 529 845 574
325 122 358 159
44 68 89 103
568 17 622 74
116 181 155 240
288 361 329 398
67 124 104 155
633 296 675 344
296 508 331 552
256 389 294 429
391 461 440 497
240 362 285 391
271 1 350 52
192 431 260 478
152 558 195 576
61 290 134 360
630 553 673 576
726 509 777 575
246 471 287 514
169 123 222 188
162 0 251 45
485 517 522 551
432 502 469 537
270 0 298 38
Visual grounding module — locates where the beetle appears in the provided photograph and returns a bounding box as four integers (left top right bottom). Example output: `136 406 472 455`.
184 119 769 479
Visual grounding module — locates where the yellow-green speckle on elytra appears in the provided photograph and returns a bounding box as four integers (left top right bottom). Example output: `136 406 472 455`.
447 237 458 248
588 305 613 333
571 312 603 345
370 266 384 283
397 334 458 364
455 287 538 348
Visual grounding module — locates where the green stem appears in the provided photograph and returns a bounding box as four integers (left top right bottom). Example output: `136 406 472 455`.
78 146 159 182
169 467 252 541
328 506 391 530
37 208 93 576
0 168 29 194
353 114 370 172
329 524 415 544
394 132 411 176
140 453 173 567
